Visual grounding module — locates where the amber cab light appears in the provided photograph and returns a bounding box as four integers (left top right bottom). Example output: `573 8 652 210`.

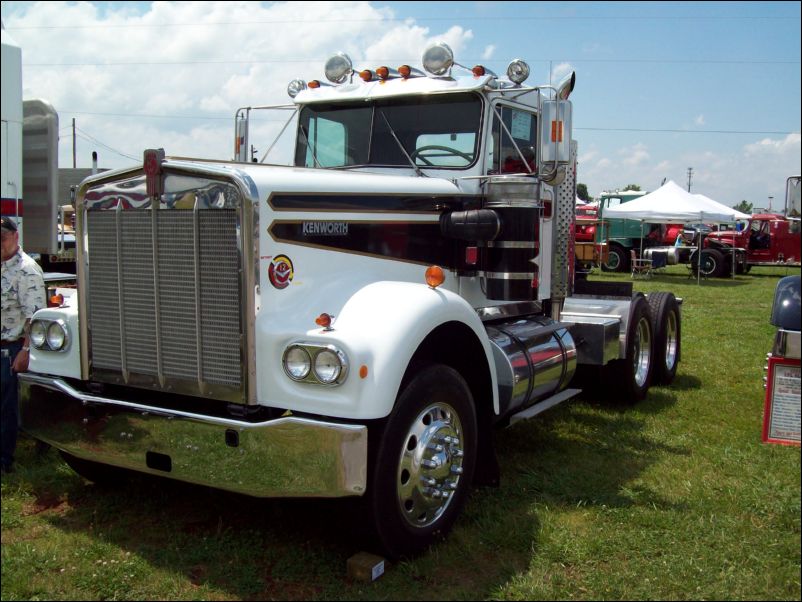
359 69 374 82
308 80 321 89
425 265 446 288
472 65 486 77
398 64 412 78
376 66 390 80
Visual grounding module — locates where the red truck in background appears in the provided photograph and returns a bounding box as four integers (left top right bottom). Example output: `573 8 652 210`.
705 176 801 274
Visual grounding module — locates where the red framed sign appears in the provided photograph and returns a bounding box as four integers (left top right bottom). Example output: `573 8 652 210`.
762 356 801 446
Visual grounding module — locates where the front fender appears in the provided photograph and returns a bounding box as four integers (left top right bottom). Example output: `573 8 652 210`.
258 281 497 420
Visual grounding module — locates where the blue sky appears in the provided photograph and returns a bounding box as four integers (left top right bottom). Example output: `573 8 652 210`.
2 1 800 207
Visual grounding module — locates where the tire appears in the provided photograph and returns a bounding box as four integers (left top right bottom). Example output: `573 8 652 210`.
691 248 724 278
367 364 477 558
602 244 629 273
606 295 653 403
647 292 681 385
60 451 128 485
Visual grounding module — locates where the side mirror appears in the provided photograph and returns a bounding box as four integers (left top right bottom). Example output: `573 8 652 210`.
538 100 573 179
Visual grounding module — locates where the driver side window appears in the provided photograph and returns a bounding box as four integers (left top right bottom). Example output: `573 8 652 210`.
489 106 537 174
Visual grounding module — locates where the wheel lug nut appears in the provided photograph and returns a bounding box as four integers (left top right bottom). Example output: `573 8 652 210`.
422 458 439 469
450 466 463 475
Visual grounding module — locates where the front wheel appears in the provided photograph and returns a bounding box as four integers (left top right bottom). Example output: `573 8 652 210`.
367 364 477 558
602 244 629 273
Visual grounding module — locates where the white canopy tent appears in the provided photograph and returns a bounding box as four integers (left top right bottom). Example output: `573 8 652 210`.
604 180 750 283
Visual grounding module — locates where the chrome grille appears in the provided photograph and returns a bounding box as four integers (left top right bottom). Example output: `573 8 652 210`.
86 208 242 395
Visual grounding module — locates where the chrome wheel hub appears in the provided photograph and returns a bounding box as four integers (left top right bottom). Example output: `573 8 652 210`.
397 402 464 528
664 311 678 371
634 316 652 388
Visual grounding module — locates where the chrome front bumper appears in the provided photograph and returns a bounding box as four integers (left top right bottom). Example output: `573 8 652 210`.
19 374 367 498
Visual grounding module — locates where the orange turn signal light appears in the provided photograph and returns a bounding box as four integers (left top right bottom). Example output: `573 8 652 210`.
48 294 64 308
425 265 445 288
315 313 333 329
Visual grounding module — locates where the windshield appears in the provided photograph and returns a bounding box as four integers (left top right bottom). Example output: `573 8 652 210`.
294 93 482 169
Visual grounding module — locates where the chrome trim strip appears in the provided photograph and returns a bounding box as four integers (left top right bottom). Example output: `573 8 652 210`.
19 374 368 498
480 271 535 280
485 241 536 249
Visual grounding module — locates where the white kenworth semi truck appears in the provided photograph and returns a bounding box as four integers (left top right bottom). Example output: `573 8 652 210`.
19 44 682 558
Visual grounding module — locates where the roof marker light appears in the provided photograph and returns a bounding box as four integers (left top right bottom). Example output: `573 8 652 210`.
359 69 374 82
398 64 412 79
376 66 390 81
422 42 454 77
307 80 321 89
471 65 486 77
324 52 353 84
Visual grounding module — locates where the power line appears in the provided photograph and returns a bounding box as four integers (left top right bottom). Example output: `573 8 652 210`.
73 127 138 161
576 127 797 135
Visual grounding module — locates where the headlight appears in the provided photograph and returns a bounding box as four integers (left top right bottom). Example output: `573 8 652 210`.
30 320 47 349
283 346 311 380
46 321 67 351
282 343 348 386
314 349 342 384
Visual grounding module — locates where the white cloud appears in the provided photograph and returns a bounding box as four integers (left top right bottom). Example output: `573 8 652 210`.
620 143 650 167
744 133 802 156
4 1 474 169
695 115 705 126
482 44 496 60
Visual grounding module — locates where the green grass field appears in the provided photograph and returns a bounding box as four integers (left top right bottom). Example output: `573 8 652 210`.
2 265 800 601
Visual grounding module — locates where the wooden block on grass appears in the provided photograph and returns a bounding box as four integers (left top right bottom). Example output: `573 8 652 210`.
346 552 386 582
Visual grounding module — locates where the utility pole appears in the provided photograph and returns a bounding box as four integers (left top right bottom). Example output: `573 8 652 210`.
72 118 76 168
687 167 693 192
768 196 773 212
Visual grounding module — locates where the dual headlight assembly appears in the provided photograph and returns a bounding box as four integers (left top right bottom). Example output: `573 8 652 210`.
282 343 348 386
30 319 69 352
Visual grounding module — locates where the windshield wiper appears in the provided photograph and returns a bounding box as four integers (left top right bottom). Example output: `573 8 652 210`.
378 110 425 177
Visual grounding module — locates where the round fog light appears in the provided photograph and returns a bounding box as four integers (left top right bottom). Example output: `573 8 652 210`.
46 321 67 350
283 346 311 380
30 320 47 349
314 349 342 384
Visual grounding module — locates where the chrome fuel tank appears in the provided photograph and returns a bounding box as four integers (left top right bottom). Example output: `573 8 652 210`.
486 316 577 417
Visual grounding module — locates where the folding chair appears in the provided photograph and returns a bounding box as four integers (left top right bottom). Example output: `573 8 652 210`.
630 249 652 279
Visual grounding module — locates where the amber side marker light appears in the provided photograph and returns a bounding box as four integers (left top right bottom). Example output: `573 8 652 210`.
315 313 334 330
359 365 369 379
425 265 445 288
48 294 64 308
